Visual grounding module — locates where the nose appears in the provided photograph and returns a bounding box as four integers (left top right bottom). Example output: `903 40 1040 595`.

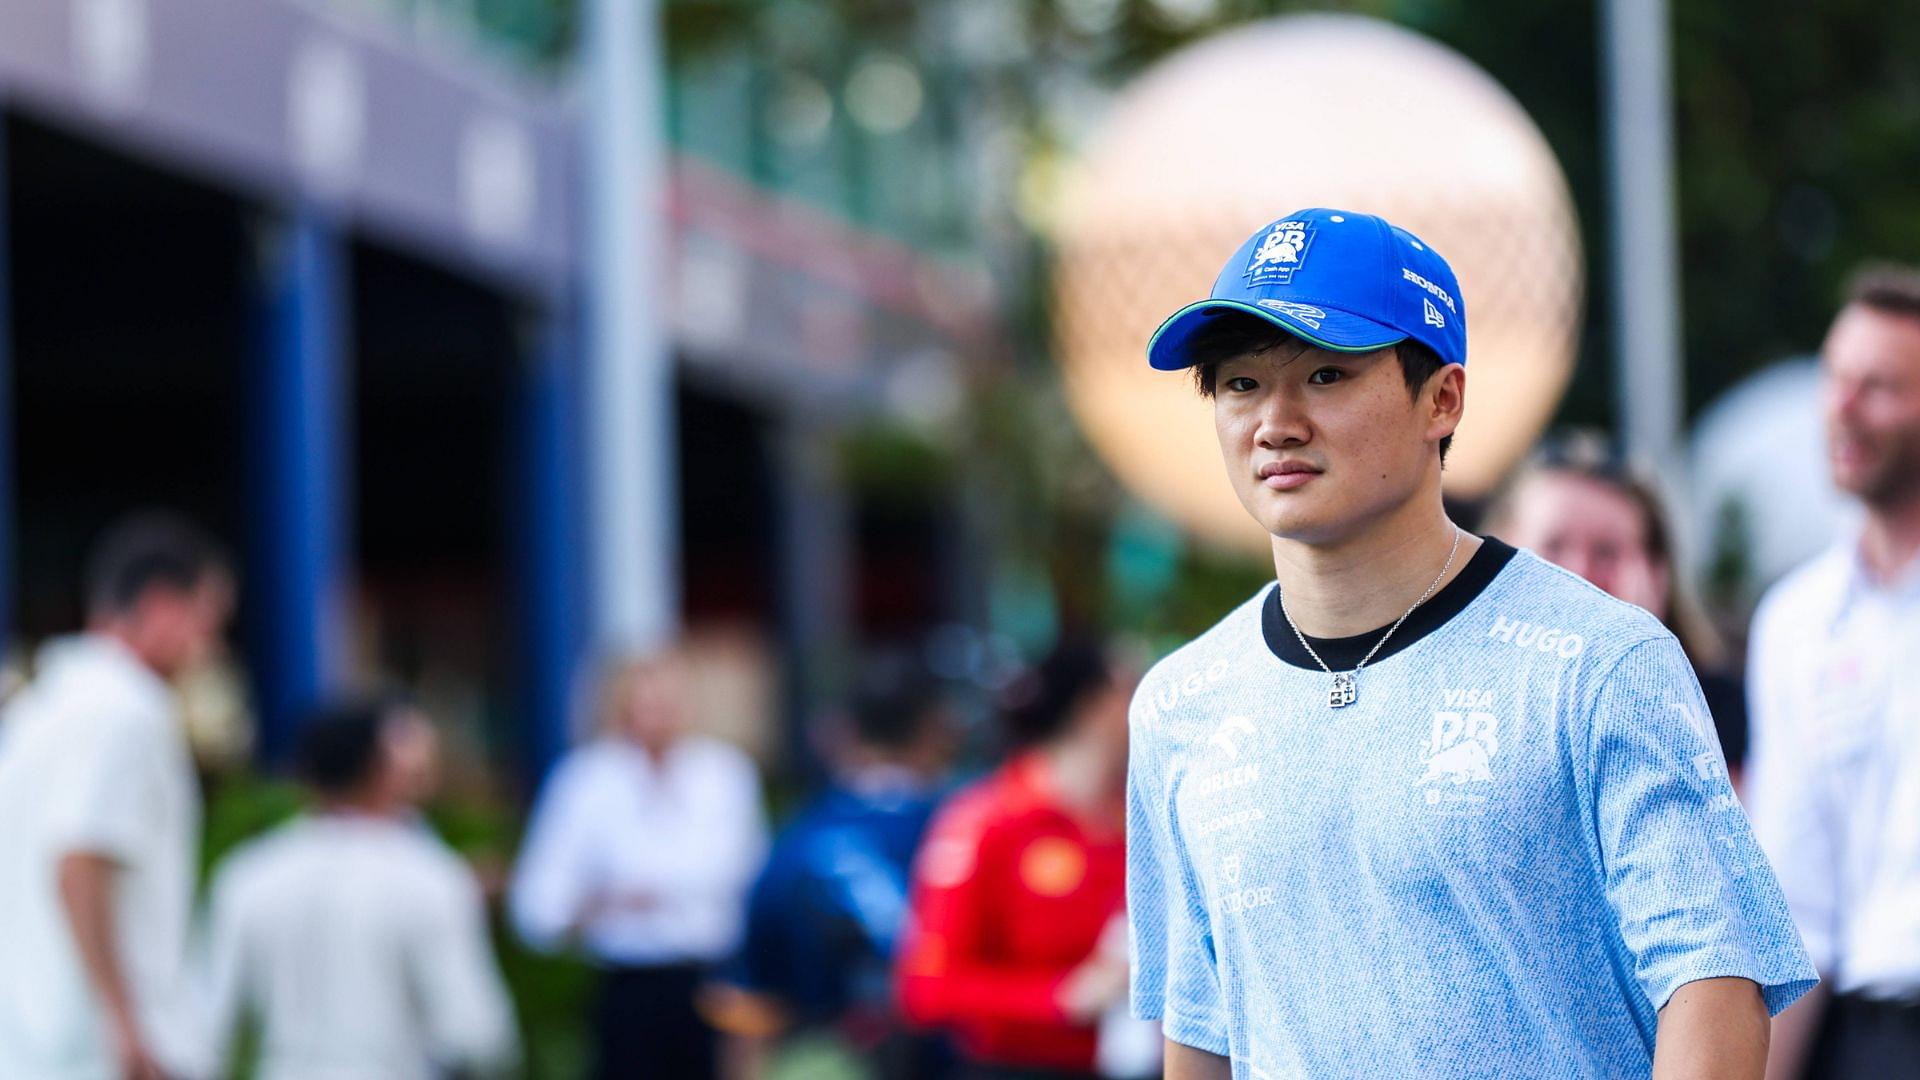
1827 374 1865 428
1253 384 1311 450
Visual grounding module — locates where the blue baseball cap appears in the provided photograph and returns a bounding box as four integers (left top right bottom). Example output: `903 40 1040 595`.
1146 208 1467 372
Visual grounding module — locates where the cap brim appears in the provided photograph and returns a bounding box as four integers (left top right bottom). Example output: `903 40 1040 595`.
1145 299 1407 371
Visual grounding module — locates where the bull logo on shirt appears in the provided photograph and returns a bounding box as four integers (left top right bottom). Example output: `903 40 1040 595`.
1417 708 1500 805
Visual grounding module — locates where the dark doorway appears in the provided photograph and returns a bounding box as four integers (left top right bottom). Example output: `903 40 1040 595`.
5 115 248 641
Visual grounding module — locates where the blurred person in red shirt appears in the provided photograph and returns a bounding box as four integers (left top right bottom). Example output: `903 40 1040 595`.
896 641 1137 1079
1484 432 1751 786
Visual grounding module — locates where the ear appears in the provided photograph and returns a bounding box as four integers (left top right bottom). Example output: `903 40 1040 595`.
1426 363 1466 444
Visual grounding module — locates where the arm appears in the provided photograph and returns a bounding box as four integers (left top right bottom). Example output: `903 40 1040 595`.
198 868 250 1075
1653 976 1770 1080
1125 691 1230 1057
1762 983 1828 1080
699 857 796 1044
895 802 1078 1026
1744 600 1837 1080
1164 1039 1232 1080
57 853 164 1080
1586 638 1818 1026
508 757 600 952
416 865 521 1075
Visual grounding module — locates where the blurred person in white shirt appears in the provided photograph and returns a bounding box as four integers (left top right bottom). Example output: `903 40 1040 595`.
201 696 519 1079
1751 265 1920 1079
509 650 767 1080
0 512 233 1080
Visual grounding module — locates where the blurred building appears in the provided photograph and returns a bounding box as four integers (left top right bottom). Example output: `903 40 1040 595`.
0 0 997 785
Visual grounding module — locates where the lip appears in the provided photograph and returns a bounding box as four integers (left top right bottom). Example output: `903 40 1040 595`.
1258 461 1322 491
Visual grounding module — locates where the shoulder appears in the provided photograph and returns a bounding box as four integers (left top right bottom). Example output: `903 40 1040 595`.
912 772 1019 889
210 822 308 905
1132 585 1270 728
54 638 174 725
1476 549 1671 668
1752 544 1852 639
923 765 1026 847
683 734 755 770
541 741 631 797
390 827 485 903
682 735 761 791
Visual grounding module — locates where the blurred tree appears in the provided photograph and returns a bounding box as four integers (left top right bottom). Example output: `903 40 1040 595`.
415 0 1920 419
430 0 1920 640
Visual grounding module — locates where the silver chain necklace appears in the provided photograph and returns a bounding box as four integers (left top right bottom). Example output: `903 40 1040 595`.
1279 528 1462 709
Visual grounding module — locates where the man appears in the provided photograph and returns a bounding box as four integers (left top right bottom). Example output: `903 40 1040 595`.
1749 266 1920 1078
0 513 233 1079
701 652 956 1078
201 696 519 1078
1125 209 1815 1079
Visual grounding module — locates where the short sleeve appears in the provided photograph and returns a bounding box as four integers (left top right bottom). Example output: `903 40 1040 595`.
43 712 156 861
1125 695 1228 1055
1585 635 1819 1016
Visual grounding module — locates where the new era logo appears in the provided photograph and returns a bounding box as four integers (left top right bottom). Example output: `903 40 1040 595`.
1423 297 1445 328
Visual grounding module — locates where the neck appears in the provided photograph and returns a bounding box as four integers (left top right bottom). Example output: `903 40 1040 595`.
1044 730 1117 820
1860 492 1920 583
1271 498 1478 638
92 621 170 678
318 791 405 820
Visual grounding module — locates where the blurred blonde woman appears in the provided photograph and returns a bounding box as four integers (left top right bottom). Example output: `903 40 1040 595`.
1486 432 1750 785
510 650 767 1079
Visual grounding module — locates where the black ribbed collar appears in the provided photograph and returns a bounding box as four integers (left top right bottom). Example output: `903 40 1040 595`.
1262 536 1518 671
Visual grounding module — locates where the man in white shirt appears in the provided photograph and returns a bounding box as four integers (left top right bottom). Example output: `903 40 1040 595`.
201 696 519 1079
1751 265 1920 1078
510 652 766 1079
0 513 233 1079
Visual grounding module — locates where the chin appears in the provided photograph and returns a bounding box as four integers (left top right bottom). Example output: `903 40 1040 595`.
1254 505 1347 546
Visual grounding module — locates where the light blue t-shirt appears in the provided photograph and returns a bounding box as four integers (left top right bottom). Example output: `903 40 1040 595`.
1127 540 1815 1078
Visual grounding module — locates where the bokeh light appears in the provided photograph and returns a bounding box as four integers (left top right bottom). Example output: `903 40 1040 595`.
1053 14 1584 557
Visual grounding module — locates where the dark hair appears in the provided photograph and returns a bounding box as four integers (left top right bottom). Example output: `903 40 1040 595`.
1845 262 1920 323
849 649 945 752
296 697 404 795
1183 312 1453 460
84 511 229 617
998 640 1113 746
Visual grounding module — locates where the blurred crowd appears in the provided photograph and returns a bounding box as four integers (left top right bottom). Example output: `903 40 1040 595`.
0 260 1916 1079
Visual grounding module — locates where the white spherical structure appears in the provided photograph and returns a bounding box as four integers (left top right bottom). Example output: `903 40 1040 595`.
1052 14 1584 556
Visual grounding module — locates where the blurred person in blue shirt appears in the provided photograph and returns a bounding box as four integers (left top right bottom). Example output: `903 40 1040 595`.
702 650 959 1079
